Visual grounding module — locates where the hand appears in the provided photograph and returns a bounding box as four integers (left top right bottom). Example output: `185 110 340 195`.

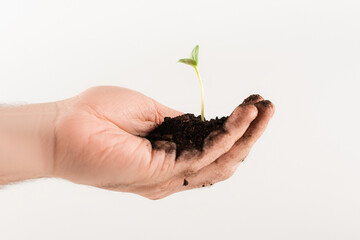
53 86 275 199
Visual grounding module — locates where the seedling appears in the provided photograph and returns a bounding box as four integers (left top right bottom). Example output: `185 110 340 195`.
178 45 205 121
147 45 229 158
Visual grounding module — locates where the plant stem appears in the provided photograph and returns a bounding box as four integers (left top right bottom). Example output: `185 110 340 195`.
194 66 204 121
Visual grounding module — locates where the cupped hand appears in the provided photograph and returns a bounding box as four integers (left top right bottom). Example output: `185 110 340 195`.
53 86 274 199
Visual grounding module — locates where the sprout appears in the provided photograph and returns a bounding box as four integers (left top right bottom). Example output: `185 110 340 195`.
178 45 205 121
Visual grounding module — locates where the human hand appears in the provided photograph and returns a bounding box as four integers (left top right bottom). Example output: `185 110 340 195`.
53 86 275 199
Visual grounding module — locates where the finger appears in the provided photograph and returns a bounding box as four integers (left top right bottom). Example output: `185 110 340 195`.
233 100 275 161
242 94 264 105
174 102 258 177
203 100 275 173
154 156 235 198
99 140 177 194
152 100 275 197
148 94 261 140
147 140 177 183
193 100 275 185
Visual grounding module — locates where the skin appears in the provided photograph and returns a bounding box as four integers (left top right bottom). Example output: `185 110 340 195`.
0 86 275 199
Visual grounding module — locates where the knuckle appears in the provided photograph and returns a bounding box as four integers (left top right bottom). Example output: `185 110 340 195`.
85 86 111 95
204 130 233 154
243 104 258 119
225 105 258 131
204 129 226 148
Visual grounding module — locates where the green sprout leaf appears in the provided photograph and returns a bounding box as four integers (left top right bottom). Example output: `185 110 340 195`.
190 45 199 64
177 58 197 67
177 45 205 121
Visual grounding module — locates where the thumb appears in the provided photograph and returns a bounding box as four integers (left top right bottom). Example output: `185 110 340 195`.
131 100 183 137
154 101 184 121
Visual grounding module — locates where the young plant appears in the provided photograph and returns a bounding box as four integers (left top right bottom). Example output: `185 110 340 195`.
178 45 205 122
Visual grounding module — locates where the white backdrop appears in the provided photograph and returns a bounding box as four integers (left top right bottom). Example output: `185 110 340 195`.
0 1 359 239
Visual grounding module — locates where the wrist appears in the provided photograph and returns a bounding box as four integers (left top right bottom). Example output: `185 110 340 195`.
0 102 59 184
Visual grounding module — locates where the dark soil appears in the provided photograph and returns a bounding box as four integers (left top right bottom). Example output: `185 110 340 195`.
145 113 229 159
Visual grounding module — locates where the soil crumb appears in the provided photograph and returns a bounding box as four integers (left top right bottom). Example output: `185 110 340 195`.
145 113 228 159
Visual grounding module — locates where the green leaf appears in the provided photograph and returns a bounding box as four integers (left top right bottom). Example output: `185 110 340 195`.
191 45 199 64
177 58 197 67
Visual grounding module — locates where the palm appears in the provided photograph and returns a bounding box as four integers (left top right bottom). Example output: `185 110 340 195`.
54 86 182 189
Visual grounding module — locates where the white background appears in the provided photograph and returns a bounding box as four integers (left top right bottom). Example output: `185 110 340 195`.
0 1 359 239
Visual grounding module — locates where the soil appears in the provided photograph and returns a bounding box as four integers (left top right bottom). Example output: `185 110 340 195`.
145 113 229 159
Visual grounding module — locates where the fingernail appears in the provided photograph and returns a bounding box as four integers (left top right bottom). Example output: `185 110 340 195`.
241 94 262 105
255 100 273 108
